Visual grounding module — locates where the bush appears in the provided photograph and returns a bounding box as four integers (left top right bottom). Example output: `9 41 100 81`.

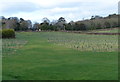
0 30 2 38
2 29 15 38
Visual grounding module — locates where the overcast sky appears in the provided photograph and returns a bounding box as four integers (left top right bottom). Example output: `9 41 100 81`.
0 0 119 23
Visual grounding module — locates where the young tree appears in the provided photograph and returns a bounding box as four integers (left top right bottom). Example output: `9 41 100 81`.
33 22 40 31
79 23 86 30
19 19 29 31
74 22 81 31
57 17 66 30
40 22 49 30
65 23 73 31
104 21 111 28
42 17 50 24
27 20 32 29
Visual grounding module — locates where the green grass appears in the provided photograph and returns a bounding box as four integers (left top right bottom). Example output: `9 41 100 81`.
2 32 118 80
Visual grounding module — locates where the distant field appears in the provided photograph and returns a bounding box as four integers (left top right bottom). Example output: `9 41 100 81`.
2 30 118 80
89 28 118 33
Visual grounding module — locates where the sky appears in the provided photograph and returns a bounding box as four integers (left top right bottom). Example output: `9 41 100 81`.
0 0 119 23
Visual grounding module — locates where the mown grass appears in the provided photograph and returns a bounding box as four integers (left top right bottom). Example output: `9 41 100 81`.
2 39 27 56
2 32 118 80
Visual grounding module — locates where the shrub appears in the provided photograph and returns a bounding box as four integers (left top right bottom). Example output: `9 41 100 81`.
2 29 15 38
0 30 2 38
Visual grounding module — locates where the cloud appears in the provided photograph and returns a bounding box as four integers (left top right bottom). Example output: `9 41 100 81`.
0 0 119 23
0 2 41 15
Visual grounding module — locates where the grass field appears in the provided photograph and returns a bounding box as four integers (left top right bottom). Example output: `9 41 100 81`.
2 31 118 80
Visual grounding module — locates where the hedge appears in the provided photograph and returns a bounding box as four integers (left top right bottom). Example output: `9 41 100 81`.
2 29 15 38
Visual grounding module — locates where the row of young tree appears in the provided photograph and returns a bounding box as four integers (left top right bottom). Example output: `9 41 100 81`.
1 14 119 31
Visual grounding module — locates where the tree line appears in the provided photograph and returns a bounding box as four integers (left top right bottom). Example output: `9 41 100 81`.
1 14 119 31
